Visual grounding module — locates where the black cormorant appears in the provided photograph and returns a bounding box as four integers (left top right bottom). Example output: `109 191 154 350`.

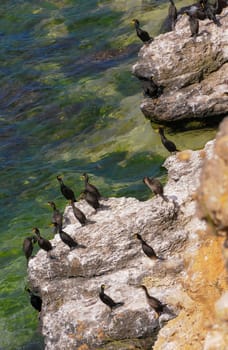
214 0 228 14
143 176 168 201
99 284 124 310
25 287 42 312
168 0 178 30
178 2 206 20
141 285 165 316
135 234 164 260
132 19 153 43
48 201 63 233
54 224 86 250
158 127 180 153
203 0 222 26
137 75 164 99
80 189 100 211
70 200 87 226
184 9 199 37
23 236 37 264
57 175 76 202
33 227 53 252
82 173 101 199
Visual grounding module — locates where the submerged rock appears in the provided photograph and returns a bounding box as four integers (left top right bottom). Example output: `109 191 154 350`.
132 8 228 124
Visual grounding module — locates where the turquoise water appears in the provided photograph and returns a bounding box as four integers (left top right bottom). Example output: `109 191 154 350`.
0 1 217 349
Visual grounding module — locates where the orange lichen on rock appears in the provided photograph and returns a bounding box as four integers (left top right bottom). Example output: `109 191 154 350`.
75 321 87 341
198 118 228 229
177 150 192 162
97 327 105 341
154 308 206 350
185 235 226 306
154 233 227 350
78 345 89 350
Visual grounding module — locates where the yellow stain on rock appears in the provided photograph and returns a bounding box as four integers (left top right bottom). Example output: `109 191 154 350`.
154 234 227 350
185 235 226 307
75 321 87 341
78 345 89 350
97 327 105 341
177 150 192 162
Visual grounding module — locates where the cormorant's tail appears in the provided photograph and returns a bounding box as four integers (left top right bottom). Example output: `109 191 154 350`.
78 244 87 249
157 256 165 261
113 302 124 309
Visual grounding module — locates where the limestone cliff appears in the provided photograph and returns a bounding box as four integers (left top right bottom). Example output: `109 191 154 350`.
132 7 228 124
27 125 227 349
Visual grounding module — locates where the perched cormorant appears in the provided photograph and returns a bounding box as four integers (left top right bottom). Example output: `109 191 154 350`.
23 236 37 264
25 287 42 312
82 173 101 199
57 175 76 202
80 189 100 211
48 201 63 234
132 19 153 43
168 0 178 30
140 285 165 316
138 76 164 99
143 176 168 201
184 9 199 37
99 284 124 310
190 5 207 20
203 0 221 26
33 227 53 252
158 128 180 153
214 0 228 14
178 2 206 20
54 223 86 250
70 200 87 226
135 234 164 260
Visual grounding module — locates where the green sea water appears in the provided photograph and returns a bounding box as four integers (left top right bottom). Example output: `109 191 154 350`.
0 0 217 349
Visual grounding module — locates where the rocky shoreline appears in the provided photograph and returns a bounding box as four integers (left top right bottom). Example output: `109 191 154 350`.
28 128 227 349
27 6 228 350
132 7 228 125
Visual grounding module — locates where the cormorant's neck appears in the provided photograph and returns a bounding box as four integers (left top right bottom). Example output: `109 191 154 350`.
52 203 57 210
143 177 149 186
142 286 150 298
84 174 89 185
159 130 166 141
34 228 40 236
